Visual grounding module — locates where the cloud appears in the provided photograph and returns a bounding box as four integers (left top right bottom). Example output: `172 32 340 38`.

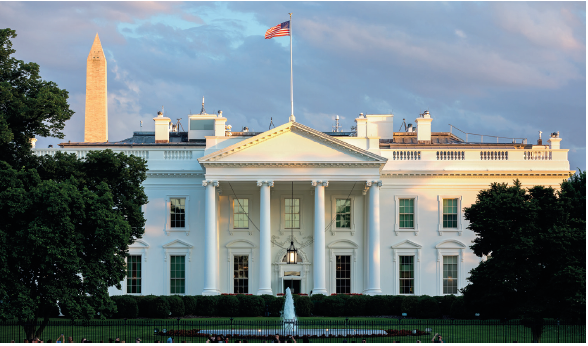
455 29 466 39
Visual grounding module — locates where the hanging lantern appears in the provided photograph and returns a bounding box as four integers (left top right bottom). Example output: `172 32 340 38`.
287 241 298 264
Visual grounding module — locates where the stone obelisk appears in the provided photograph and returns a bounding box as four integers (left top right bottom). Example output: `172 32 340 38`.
84 33 108 142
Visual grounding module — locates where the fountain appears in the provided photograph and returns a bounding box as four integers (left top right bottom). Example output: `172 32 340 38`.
281 287 297 334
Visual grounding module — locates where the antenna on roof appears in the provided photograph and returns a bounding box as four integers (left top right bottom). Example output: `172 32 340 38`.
175 118 185 132
269 117 275 130
332 115 342 132
162 105 164 115
140 120 143 131
398 118 408 132
200 97 206 114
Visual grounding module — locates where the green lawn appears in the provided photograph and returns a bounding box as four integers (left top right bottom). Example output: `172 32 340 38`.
0 318 584 343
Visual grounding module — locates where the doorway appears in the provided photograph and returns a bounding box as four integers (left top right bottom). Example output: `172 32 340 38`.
283 279 301 294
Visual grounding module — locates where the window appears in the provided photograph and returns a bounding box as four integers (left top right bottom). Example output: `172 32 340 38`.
399 256 414 294
233 255 249 294
170 198 186 228
443 256 458 294
336 199 351 228
126 255 141 294
443 199 458 228
233 198 249 229
170 256 185 294
399 199 415 228
336 255 351 294
285 198 300 229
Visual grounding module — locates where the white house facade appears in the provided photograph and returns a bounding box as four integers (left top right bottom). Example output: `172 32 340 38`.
31 36 572 298
33 110 572 298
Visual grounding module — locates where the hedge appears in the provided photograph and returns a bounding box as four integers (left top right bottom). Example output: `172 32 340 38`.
110 294 477 319
111 295 138 319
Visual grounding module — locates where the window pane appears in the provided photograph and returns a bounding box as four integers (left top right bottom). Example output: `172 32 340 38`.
443 256 458 294
127 255 142 294
336 255 351 294
285 198 300 229
399 256 414 294
170 198 186 228
336 199 351 229
233 199 249 229
170 256 185 294
234 255 249 293
442 199 458 228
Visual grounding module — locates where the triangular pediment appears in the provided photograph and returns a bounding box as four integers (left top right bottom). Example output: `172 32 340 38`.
392 240 422 249
435 239 466 249
162 239 193 249
198 122 387 167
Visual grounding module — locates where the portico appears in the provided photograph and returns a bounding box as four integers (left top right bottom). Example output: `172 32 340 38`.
197 122 387 296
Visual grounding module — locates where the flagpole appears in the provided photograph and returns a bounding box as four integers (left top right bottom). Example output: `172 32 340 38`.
289 12 295 122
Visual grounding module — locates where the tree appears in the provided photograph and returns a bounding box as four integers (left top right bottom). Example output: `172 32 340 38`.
0 28 74 168
0 28 148 339
462 172 586 342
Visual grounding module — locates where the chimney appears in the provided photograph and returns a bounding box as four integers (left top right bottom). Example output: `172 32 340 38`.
548 131 562 149
415 110 432 144
154 110 171 143
407 123 413 132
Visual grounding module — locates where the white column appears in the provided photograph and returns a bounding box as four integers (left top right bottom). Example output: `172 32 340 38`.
365 180 382 295
257 180 274 295
312 180 328 295
202 180 219 295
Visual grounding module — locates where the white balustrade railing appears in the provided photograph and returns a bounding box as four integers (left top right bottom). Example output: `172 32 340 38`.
121 150 150 160
164 150 192 160
524 151 552 161
480 151 508 160
392 150 421 160
436 151 465 160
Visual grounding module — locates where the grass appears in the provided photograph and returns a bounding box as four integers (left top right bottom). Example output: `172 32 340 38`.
0 317 584 343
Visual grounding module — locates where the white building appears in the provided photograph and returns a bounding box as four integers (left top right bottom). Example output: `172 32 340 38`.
32 37 572 297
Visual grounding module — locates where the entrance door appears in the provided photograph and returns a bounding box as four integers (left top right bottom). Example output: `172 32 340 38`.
283 279 301 294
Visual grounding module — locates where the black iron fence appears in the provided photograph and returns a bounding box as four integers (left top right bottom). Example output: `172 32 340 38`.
1 318 585 343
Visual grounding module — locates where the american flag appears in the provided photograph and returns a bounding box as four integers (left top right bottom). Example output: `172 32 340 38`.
265 21 290 39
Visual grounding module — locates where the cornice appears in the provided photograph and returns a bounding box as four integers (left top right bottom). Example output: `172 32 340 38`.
200 161 383 168
147 171 204 178
198 121 388 164
381 170 574 178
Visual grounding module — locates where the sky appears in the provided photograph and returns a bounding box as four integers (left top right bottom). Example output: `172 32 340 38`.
1 1 585 171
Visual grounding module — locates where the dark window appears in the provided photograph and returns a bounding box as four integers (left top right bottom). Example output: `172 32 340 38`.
336 255 351 294
170 198 185 228
399 256 414 294
234 255 249 293
126 255 141 294
170 256 185 294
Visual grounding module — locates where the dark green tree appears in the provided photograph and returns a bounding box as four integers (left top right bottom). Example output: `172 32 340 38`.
0 28 74 168
0 28 148 339
462 172 586 342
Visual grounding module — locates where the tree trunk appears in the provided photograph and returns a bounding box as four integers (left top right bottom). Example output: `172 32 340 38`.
22 320 37 341
531 323 543 343
35 316 50 338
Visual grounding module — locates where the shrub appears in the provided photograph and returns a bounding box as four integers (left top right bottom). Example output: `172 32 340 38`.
269 297 285 317
111 296 139 319
236 295 264 317
438 295 456 316
259 295 275 317
197 296 218 316
310 294 327 316
400 295 419 317
167 295 185 317
136 295 157 318
182 296 197 316
150 296 171 319
323 296 345 317
450 296 469 319
344 295 366 316
294 296 312 317
388 296 404 316
366 295 389 316
217 295 239 317
417 295 441 318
